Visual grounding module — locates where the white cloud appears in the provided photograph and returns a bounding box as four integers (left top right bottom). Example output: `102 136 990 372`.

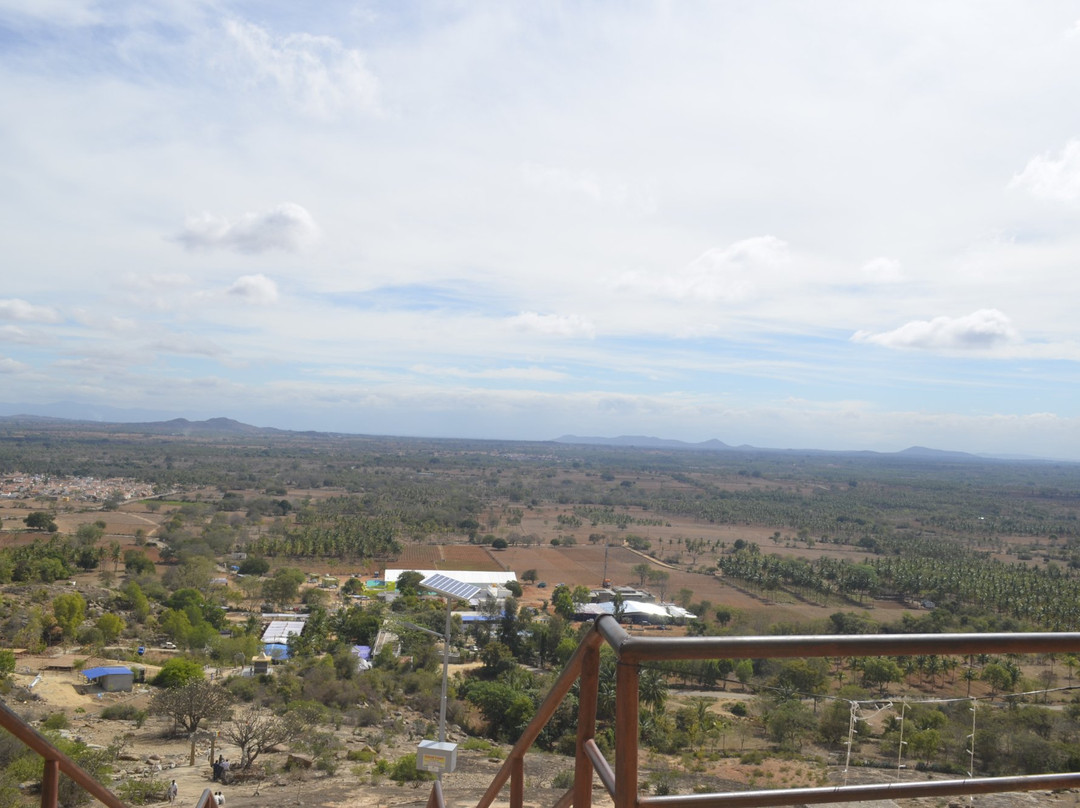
227 274 279 305
1011 140 1080 203
0 0 99 27
0 356 29 373
123 273 193 291
149 335 226 357
505 312 596 338
411 364 568 382
0 325 33 343
222 19 379 118
616 236 789 303
852 309 1019 351
860 257 904 283
0 298 61 323
520 162 656 213
176 203 320 254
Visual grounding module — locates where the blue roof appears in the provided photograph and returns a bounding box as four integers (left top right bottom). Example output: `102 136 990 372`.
83 666 133 680
262 643 291 659
351 645 371 660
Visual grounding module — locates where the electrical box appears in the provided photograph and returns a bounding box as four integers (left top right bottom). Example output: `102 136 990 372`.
417 740 458 774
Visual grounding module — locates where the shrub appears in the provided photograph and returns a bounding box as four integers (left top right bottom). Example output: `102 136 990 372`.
42 712 69 730
346 748 377 762
552 770 574 790
389 753 434 784
100 704 148 726
117 778 167 805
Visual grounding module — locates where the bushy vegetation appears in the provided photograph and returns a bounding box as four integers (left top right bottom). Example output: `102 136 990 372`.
3 424 1080 792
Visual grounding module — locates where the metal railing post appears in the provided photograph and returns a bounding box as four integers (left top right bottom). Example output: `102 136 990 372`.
511 756 524 808
573 642 600 808
41 758 59 808
615 656 639 808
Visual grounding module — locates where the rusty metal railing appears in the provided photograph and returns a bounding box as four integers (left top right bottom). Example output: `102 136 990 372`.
452 615 1080 808
0 698 129 808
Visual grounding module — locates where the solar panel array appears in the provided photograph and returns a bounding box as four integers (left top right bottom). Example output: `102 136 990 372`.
421 573 481 601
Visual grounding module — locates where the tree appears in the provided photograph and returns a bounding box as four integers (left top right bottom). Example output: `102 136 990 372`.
24 511 57 532
521 569 538 583
735 659 754 691
981 662 1015 696
75 522 105 546
647 569 670 600
551 584 575 619
152 657 206 689
262 567 305 608
123 549 155 576
238 556 270 576
571 585 591 606
222 705 301 769
150 679 233 734
53 593 86 640
95 613 125 644
632 563 651 586
0 648 16 679
491 537 508 550
861 657 902 696
395 570 424 597
765 699 816 750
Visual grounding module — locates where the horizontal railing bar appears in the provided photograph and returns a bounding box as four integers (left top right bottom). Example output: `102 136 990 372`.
583 739 615 799
593 617 1080 663
474 625 605 808
640 772 1080 808
0 699 128 808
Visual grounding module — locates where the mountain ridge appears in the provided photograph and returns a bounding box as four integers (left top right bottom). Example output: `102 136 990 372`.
0 413 1058 462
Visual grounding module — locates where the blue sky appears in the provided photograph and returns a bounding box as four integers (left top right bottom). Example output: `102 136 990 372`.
2 1 1080 458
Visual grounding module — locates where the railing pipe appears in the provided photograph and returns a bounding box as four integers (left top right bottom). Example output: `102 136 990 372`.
474 625 605 808
426 780 445 808
0 700 128 808
572 643 600 808
639 772 1080 808
193 788 215 808
583 740 615 799
603 626 1080 664
471 617 1080 808
552 788 574 808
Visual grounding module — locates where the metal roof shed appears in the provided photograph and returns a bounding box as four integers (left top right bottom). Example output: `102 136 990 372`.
82 666 134 692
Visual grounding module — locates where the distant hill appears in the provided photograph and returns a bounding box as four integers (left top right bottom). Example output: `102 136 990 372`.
0 414 282 438
553 434 991 460
0 414 1053 461
553 434 736 450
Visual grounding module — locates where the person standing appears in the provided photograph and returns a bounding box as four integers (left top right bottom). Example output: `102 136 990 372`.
167 780 178 804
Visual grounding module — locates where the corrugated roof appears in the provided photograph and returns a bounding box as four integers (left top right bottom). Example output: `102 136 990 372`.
261 620 305 644
82 666 133 680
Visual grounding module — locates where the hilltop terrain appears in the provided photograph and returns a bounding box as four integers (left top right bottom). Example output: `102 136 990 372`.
2 421 1080 808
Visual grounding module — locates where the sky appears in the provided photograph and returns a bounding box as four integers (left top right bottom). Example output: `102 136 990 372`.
2 2 1080 459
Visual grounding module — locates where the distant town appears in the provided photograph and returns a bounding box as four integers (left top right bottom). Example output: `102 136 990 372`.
0 473 156 503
